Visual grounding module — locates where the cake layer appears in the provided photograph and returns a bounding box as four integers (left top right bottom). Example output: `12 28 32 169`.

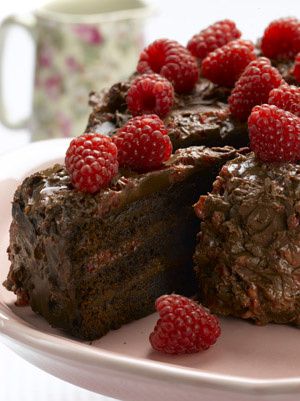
194 152 300 326
86 78 248 150
5 146 242 340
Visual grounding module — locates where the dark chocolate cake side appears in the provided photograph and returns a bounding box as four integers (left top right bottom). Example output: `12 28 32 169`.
5 146 241 340
194 152 300 326
86 78 248 150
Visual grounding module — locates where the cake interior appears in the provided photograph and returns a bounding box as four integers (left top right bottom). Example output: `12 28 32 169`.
69 171 205 339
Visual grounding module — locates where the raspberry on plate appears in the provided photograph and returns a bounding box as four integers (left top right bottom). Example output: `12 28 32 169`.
137 39 199 93
229 58 283 121
126 74 174 118
268 84 300 117
187 19 241 60
248 104 300 162
201 39 256 87
293 53 300 83
112 114 172 171
65 133 118 193
261 17 300 60
149 294 221 354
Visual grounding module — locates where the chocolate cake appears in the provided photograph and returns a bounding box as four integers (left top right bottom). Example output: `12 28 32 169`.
4 146 241 340
86 78 248 150
194 152 300 325
5 16 300 343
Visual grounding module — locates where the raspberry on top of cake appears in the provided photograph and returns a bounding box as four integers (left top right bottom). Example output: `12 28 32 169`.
87 21 258 151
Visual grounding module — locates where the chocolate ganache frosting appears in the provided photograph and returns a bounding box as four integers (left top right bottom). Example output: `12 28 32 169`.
86 78 248 150
194 152 300 326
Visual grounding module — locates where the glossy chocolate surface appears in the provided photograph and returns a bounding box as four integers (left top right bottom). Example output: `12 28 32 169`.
194 152 300 325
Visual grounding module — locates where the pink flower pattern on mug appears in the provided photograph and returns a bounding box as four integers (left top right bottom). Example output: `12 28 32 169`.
65 56 83 72
73 24 103 45
33 18 145 140
38 45 52 68
44 74 63 99
57 111 72 137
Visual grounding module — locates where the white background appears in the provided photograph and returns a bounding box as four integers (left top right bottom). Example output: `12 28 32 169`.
0 1 299 400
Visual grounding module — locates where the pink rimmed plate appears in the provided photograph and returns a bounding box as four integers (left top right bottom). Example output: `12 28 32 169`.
0 139 300 401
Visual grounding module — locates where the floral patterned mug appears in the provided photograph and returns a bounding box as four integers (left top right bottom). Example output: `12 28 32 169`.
0 0 152 140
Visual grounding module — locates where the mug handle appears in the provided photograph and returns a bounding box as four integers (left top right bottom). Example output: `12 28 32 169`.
0 14 36 129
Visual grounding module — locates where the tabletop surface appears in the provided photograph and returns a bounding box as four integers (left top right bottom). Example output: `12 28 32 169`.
1 0 300 400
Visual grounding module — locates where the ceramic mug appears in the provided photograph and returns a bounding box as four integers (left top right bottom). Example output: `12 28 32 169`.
0 0 152 140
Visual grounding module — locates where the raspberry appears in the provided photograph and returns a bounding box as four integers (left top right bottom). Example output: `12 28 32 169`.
65 133 118 193
228 58 283 121
201 39 256 87
126 74 174 118
112 114 172 171
268 84 300 117
248 104 300 162
149 294 221 354
137 39 199 93
261 17 300 60
293 53 300 83
187 19 241 60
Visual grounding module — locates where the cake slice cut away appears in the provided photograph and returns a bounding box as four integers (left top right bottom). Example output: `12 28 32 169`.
4 146 241 340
